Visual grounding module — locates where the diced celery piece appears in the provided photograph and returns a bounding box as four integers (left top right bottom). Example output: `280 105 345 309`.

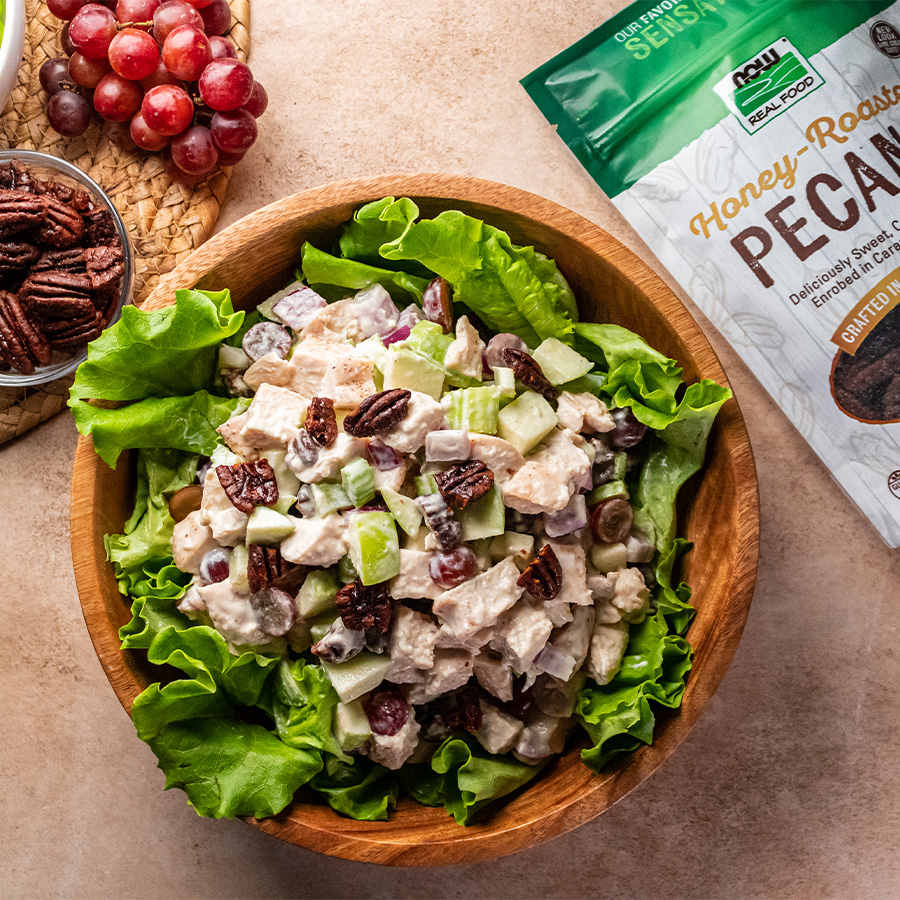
497 391 558 454
382 487 423 538
489 531 535 570
297 569 339 618
493 366 516 398
460 485 505 541
591 542 628 574
355 335 388 369
381 348 445 400
287 619 312 654
273 494 296 514
313 482 353 516
348 511 400 585
218 343 252 371
334 699 372 751
341 458 376 508
399 321 480 388
309 611 339 642
338 554 358 584
532 338 593 385
613 452 627 481
446 385 500 434
266 449 301 497
588 480 628 504
321 653 393 703
210 443 240 467
246 506 297 544
415 474 438 496
229 544 249 592
562 372 607 396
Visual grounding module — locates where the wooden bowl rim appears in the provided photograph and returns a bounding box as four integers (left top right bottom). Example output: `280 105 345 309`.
70 173 760 866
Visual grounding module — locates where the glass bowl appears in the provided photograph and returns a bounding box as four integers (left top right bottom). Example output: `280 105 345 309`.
0 149 134 387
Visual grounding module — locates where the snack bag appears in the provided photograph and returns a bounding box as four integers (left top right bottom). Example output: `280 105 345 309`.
523 0 900 546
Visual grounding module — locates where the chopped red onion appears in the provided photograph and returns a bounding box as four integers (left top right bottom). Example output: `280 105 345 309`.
534 644 577 681
383 324 410 346
543 494 588 537
624 531 655 563
368 439 404 470
577 465 593 492
397 304 424 330
351 284 400 337
425 430 471 462
272 285 327 330
485 333 528 370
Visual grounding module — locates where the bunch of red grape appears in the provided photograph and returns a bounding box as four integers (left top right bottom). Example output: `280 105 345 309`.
40 0 268 182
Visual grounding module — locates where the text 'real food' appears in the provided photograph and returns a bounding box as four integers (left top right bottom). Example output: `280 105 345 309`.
70 197 731 824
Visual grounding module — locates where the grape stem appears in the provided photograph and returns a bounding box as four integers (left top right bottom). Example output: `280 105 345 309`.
116 20 153 29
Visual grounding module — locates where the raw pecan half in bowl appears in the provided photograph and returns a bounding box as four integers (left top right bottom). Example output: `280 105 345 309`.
0 151 133 387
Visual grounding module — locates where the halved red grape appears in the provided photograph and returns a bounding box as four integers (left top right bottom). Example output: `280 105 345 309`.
162 24 211 80
115 0 160 24
171 124 218 174
152 0 203 43
242 81 267 118
141 83 193 135
139 58 182 90
69 4 118 59
589 498 633 544
199 0 230 35
429 546 478 589
93 72 144 121
363 688 409 736
39 58 72 95
69 52 112 88
47 90 92 136
609 407 647 449
210 108 256 153
208 35 236 59
198 58 253 111
199 547 229 583
48 0 87 20
130 110 171 149
249 586 296 637
108 27 160 80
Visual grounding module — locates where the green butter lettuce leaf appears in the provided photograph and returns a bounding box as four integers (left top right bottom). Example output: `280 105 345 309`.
577 610 693 772
379 209 576 346
73 390 246 469
147 717 322 819
105 449 196 595
70 289 243 403
653 538 695 635
398 762 445 807
429 736 546 825
301 242 430 304
119 593 193 650
337 197 422 268
310 756 399 821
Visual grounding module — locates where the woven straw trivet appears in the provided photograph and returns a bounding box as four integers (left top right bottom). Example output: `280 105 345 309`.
0 0 250 444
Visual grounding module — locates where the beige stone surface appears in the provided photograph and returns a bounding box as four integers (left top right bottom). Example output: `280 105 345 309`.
3 1 900 897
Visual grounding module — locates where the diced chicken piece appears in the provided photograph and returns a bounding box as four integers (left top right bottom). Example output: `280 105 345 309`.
514 711 573 764
624 531 656 564
286 431 367 483
544 541 592 607
544 598 574 628
475 701 523 754
200 468 248 546
610 567 651 623
243 351 295 392
587 572 616 602
586 619 629 686
389 549 443 601
432 556 524 643
379 390 446 454
216 411 260 461
502 429 591 515
372 458 409 494
532 671 586 719
435 624 491 651
279 514 348 566
176 582 207 618
360 711 421 770
320 355 377 408
387 605 440 683
171 510 218 575
288 335 349 396
594 599 623 624
474 651 513 702
490 602 553 674
467 434 525 481
302 298 370 344
555 391 615 434
195 580 269 647
444 315 485 380
549 604 595 671
531 643 578 682
404 650 475 705
240 382 308 450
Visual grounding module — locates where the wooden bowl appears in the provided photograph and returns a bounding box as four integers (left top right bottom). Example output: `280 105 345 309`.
70 174 759 866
